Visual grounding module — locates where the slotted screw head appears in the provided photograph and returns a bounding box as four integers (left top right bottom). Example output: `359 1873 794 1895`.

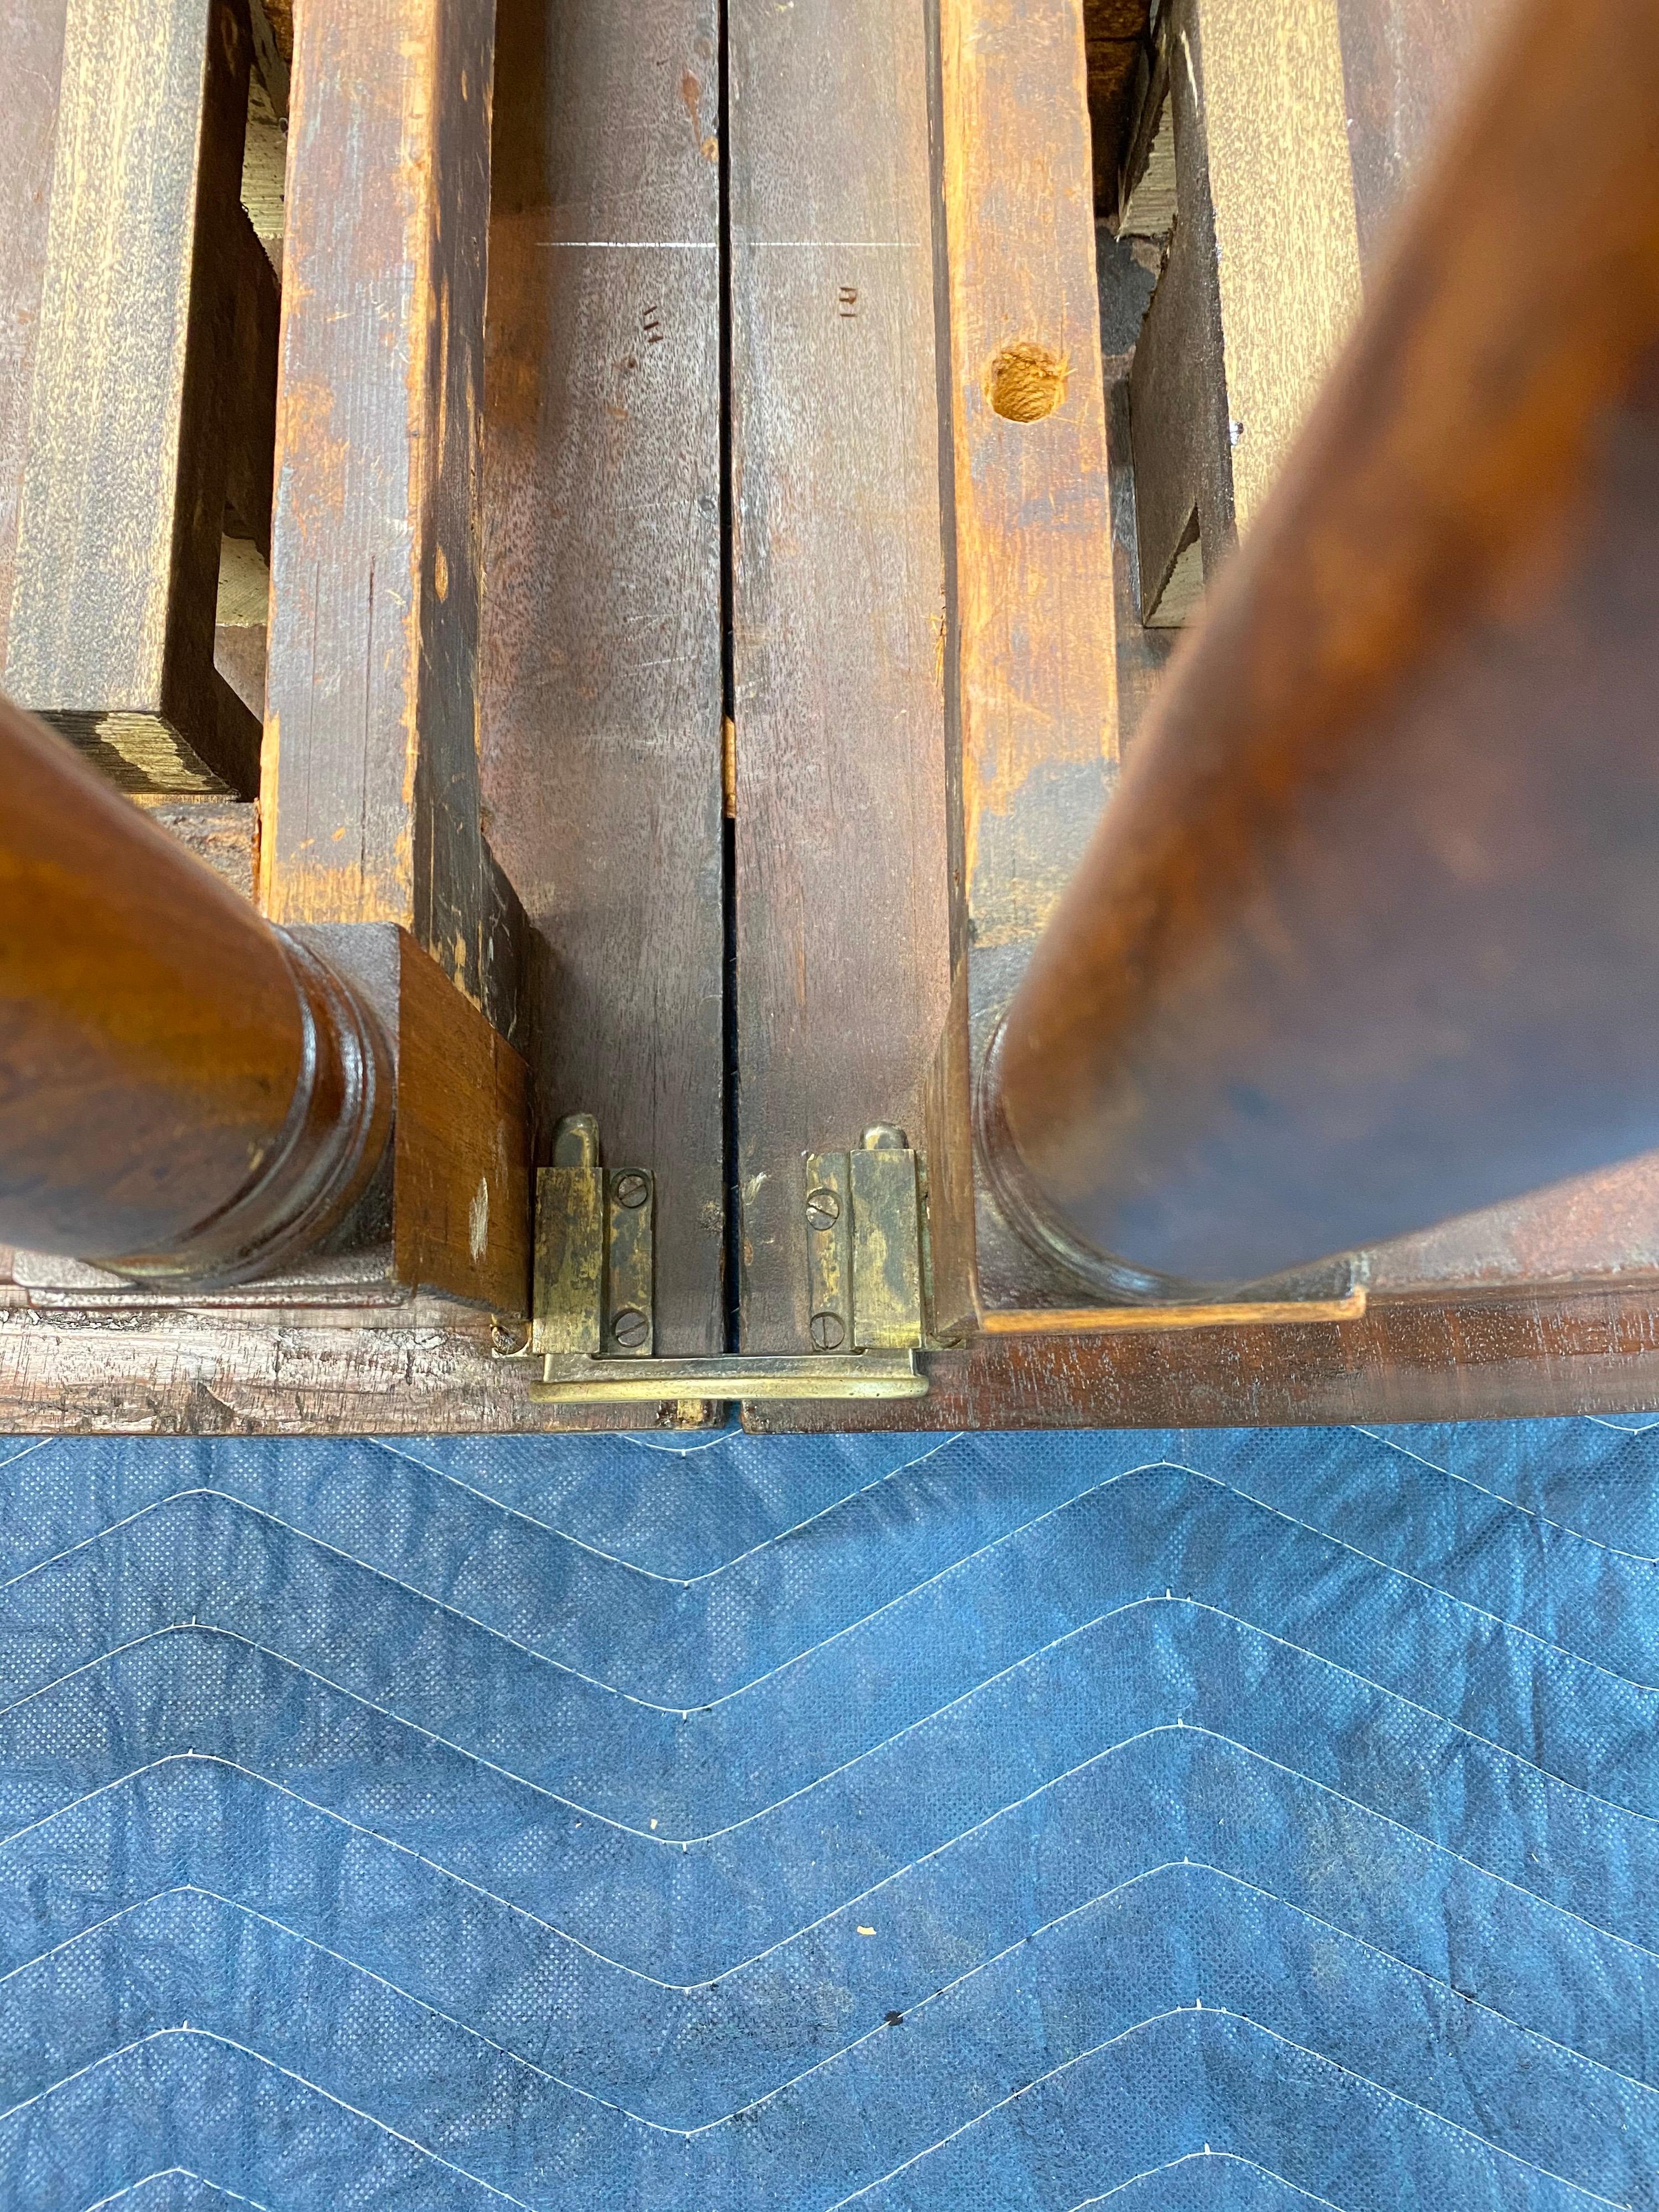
805 1188 841 1231
613 1308 650 1350
810 1311 846 1352
613 1172 650 1211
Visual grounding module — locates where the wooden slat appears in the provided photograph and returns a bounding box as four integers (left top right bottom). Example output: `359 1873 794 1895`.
0 1300 721 1433
9 1281 1659 1434
481 0 724 1357
1124 9 1233 622
1197 0 1363 530
3 0 259 795
925 0 1119 1338
1125 0 1504 598
262 0 514 1035
730 0 951 1353
0 0 69 676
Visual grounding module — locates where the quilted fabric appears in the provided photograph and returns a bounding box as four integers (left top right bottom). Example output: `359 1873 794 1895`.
1 1416 1656 2210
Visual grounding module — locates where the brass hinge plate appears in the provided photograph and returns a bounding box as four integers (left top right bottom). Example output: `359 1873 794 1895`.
524 1115 930 1405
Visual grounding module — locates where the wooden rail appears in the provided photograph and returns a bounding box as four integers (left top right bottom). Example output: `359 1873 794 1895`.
0 692 390 1279
982 0 1659 1295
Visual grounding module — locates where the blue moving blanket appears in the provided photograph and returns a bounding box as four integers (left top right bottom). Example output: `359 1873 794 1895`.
0 1417 1653 2209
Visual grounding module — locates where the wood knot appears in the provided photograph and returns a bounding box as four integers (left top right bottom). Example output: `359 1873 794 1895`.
987 342 1068 423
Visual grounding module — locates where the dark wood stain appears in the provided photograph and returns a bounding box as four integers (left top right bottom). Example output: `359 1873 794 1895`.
729 0 951 1353
482 0 725 1356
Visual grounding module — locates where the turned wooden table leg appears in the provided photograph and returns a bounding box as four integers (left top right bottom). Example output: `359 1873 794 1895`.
982 0 1659 1296
0 693 390 1280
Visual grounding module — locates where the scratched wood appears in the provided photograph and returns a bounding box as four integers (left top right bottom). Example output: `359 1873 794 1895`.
0 1299 718 1434
729 0 951 1353
481 0 724 1357
262 0 515 1036
3 0 260 795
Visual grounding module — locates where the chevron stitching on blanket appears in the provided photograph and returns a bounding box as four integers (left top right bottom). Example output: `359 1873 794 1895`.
1 1421 1656 2209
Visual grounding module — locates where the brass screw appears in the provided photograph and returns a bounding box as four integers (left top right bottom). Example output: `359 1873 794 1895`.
810 1311 846 1352
805 1188 841 1231
613 1308 650 1350
614 1172 650 1210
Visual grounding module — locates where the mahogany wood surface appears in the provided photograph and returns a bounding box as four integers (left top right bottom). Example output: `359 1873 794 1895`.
748 1292 1659 1432
0 692 388 1274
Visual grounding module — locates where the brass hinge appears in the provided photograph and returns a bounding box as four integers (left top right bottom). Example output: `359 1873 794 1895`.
524 1115 929 1405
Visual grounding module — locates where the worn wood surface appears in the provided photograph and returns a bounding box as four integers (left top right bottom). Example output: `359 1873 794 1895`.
290 924 534 1317
13 1284 1659 1434
0 0 67 678
730 0 950 1353
481 0 724 1357
1127 0 1503 599
3 0 259 795
925 0 1118 1335
241 62 286 270
1105 366 1176 740
214 534 268 724
132 796 258 900
263 0 514 1036
0 1298 718 1434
